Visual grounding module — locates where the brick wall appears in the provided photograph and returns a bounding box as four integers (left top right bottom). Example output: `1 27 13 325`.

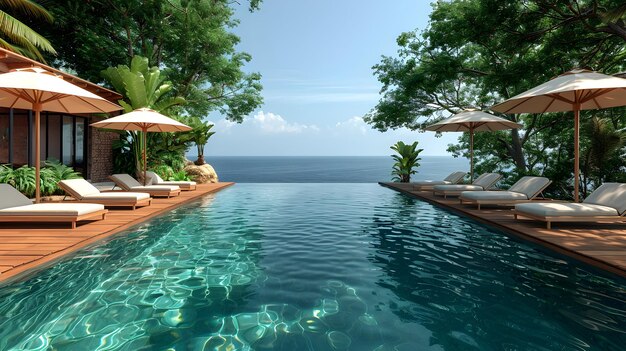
88 127 117 182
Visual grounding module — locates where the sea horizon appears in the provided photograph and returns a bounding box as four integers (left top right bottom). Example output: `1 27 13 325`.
199 155 469 183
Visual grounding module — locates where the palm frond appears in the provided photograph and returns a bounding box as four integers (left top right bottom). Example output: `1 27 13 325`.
0 0 53 22
0 11 56 54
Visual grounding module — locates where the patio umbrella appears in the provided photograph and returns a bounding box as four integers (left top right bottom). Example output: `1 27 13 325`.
90 108 192 185
0 67 122 202
491 69 626 202
425 110 521 182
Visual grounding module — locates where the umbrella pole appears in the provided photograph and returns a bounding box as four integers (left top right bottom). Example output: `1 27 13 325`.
574 106 580 202
143 128 147 186
34 106 41 203
469 127 474 183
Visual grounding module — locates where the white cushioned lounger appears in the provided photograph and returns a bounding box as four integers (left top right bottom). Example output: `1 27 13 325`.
58 179 152 210
459 176 552 209
0 184 107 229
146 171 196 191
514 183 626 229
432 173 502 198
411 171 466 191
110 174 181 198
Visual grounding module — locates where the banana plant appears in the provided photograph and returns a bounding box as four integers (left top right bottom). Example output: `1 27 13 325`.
102 56 186 177
390 141 423 182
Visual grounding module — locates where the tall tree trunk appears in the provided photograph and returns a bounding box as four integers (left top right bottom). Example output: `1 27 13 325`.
510 129 527 171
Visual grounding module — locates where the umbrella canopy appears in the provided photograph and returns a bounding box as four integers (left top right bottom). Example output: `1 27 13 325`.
491 69 626 202
90 108 191 132
425 110 521 181
0 67 122 202
91 108 192 185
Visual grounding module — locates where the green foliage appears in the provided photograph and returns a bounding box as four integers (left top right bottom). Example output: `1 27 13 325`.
390 141 423 183
102 56 190 177
37 0 263 122
368 0 626 198
0 164 35 197
0 161 82 197
152 164 174 182
581 116 626 197
0 0 56 61
171 170 191 181
184 116 215 165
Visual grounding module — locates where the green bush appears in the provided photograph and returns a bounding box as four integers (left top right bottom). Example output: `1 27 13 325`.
391 141 423 183
171 170 191 181
152 164 174 181
0 161 82 197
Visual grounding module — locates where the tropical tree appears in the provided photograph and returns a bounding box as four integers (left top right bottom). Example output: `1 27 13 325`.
185 117 215 165
0 0 56 61
367 0 626 198
391 141 423 183
36 0 263 122
101 56 186 178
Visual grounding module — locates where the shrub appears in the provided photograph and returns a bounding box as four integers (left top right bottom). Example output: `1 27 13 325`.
390 141 423 183
152 164 174 181
171 170 191 181
0 161 82 197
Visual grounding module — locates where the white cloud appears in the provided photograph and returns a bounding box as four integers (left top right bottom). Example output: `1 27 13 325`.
251 111 319 134
335 116 370 135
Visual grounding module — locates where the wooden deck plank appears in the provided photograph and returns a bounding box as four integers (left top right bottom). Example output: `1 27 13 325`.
380 182 626 278
0 182 234 284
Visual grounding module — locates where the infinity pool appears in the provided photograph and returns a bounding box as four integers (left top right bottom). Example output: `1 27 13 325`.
0 184 625 350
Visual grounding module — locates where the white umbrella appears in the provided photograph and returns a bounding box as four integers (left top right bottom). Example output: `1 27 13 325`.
91 108 192 185
491 69 626 202
425 110 521 182
0 67 122 202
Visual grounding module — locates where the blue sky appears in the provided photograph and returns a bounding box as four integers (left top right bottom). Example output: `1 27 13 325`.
204 0 459 156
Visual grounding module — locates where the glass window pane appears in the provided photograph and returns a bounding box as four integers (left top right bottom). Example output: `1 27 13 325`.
47 115 61 162
62 116 73 165
75 118 85 169
12 112 29 167
0 114 8 163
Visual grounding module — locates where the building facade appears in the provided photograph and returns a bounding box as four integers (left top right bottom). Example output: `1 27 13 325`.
0 49 121 182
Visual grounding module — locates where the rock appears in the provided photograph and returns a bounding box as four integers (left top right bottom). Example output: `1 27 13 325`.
184 163 219 183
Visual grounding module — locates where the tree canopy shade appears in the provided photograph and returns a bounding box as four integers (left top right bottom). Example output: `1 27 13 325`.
34 0 263 122
0 0 56 61
366 0 626 199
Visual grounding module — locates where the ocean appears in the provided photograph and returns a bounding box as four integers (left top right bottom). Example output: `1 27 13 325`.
202 156 469 183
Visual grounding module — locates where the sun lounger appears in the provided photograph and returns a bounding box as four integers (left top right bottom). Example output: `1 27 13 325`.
109 174 181 198
514 183 626 229
0 184 107 229
459 176 552 209
411 171 466 190
146 171 196 191
58 179 152 210
432 173 502 198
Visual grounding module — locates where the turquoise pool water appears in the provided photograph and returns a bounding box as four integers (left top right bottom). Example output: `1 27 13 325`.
0 184 625 350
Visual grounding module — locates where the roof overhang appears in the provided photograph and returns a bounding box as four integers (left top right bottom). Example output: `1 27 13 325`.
0 48 122 102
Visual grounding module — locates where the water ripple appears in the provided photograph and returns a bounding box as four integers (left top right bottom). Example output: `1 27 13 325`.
0 184 624 350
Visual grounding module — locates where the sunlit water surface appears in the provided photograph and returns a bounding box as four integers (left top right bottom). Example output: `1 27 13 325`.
0 184 625 350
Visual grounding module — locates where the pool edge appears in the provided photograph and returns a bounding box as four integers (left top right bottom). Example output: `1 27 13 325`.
0 182 235 286
379 182 626 279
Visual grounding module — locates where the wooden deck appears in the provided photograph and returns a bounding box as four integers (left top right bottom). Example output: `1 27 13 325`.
0 183 234 284
381 182 626 278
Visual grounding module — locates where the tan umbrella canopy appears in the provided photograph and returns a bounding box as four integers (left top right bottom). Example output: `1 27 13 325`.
91 108 192 185
425 110 521 182
491 69 626 202
0 67 122 202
